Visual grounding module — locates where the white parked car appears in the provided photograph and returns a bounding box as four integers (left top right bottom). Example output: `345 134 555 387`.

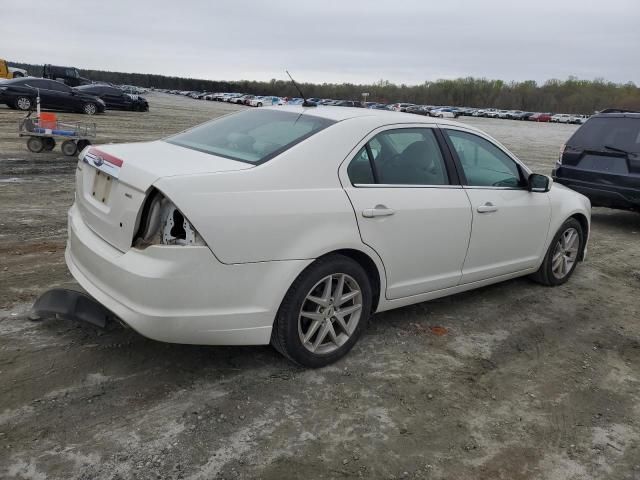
249 96 283 107
429 108 457 118
54 107 591 367
551 114 573 123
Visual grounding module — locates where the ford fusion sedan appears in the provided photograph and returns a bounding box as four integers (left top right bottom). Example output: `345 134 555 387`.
0 77 105 114
57 106 590 367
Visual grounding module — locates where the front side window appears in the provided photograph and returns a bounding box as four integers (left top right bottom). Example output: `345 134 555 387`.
167 109 335 164
347 128 449 186
445 129 523 188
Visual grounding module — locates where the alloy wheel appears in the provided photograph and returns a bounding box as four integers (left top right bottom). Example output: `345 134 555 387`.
84 103 97 115
16 97 31 110
551 227 579 279
298 273 363 355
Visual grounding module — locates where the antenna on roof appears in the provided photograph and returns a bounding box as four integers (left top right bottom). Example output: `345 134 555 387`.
286 70 316 107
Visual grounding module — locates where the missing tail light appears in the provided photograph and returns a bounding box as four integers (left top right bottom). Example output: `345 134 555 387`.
134 189 205 247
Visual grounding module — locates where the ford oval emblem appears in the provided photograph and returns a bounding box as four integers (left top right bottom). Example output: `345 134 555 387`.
93 156 104 167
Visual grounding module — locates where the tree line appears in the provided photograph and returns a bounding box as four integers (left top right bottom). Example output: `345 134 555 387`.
9 61 640 114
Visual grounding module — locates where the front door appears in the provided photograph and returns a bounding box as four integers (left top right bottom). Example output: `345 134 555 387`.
443 127 551 284
341 127 473 299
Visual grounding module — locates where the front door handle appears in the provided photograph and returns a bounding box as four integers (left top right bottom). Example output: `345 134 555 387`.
477 202 498 213
362 204 395 218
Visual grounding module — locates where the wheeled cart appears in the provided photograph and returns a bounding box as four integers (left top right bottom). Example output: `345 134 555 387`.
19 112 97 156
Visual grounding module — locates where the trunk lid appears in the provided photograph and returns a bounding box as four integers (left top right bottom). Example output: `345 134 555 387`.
75 141 252 252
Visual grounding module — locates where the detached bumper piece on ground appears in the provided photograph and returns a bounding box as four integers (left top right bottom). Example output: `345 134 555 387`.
30 288 118 328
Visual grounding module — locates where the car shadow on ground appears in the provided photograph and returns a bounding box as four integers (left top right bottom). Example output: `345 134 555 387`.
30 313 292 379
590 208 640 232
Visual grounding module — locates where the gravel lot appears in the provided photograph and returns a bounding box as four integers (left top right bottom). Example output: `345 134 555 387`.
1 94 639 480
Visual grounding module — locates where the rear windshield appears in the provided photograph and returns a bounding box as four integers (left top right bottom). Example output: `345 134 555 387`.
166 109 335 164
569 117 640 153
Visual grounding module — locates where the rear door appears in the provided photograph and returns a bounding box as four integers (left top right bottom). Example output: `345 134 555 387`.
103 87 127 108
340 126 472 299
442 127 551 284
41 80 73 110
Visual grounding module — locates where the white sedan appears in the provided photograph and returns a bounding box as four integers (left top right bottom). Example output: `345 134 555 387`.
55 106 591 367
249 96 283 107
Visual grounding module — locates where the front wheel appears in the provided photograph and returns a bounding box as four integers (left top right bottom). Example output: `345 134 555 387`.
82 103 97 115
271 254 372 367
27 137 44 153
531 218 584 286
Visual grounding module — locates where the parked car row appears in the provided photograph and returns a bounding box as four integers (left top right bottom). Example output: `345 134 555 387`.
0 77 149 114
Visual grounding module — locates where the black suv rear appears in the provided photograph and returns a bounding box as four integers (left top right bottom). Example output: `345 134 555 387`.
553 109 640 211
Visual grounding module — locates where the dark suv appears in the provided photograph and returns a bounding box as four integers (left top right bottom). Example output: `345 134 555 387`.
42 64 91 87
553 109 640 211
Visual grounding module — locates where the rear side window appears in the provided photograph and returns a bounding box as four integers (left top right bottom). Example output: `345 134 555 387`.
568 117 640 153
347 128 449 186
166 109 335 164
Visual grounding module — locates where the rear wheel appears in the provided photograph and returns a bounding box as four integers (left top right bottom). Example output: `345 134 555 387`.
76 139 92 152
16 96 32 111
27 137 44 153
61 140 78 156
531 218 584 286
43 137 56 151
271 254 372 368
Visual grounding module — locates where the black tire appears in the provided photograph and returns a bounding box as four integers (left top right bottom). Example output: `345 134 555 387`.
530 218 584 286
15 96 32 111
12 72 24 78
43 137 56 151
257 102 263 107
82 103 97 115
271 254 373 368
61 140 78 156
76 139 92 152
27 137 44 153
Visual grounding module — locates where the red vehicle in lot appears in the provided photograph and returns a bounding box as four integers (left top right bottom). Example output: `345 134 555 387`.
530 112 552 122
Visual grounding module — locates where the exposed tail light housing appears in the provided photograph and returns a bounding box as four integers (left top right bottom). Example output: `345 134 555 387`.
134 190 205 247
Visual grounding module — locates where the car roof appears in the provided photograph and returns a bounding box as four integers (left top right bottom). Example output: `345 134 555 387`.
591 111 640 119
264 104 469 129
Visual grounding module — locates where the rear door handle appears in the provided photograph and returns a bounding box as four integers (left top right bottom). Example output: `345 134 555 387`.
362 205 395 218
477 202 498 213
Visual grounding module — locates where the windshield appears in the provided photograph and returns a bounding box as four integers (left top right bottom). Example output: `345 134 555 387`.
166 109 336 164
569 117 640 153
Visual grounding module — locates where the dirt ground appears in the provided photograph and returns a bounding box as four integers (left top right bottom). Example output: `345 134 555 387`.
1 94 639 480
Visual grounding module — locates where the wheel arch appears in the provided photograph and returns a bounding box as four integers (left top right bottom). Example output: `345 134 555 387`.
569 212 589 261
317 248 383 312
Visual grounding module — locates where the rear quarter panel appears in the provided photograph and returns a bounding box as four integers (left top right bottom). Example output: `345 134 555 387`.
154 117 385 265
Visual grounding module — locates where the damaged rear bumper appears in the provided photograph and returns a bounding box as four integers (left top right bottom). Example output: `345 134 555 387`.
62 203 312 346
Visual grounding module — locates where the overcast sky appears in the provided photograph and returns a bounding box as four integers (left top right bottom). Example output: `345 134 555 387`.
4 0 639 85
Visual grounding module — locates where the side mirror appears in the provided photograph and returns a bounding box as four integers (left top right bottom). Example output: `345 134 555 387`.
528 173 552 193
